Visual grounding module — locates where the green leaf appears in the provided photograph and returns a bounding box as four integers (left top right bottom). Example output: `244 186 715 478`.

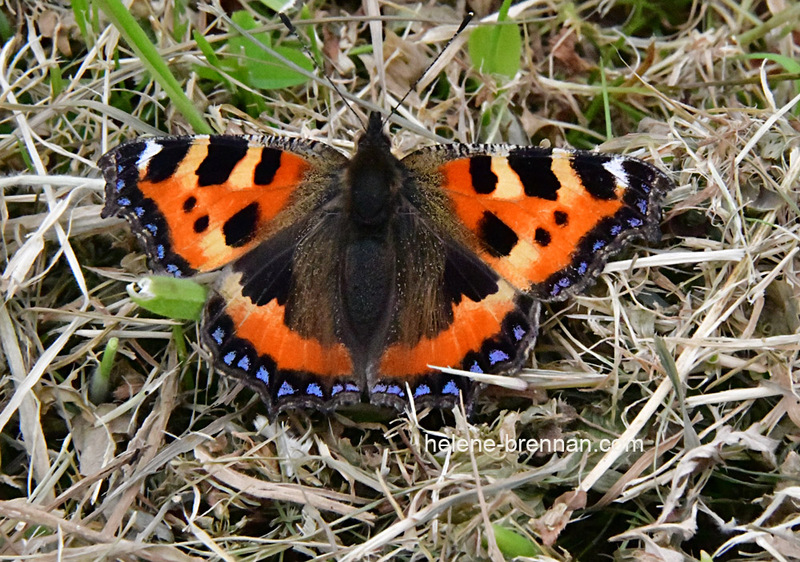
249 45 314 89
490 524 540 558
0 11 10 42
193 30 233 87
229 10 312 90
258 0 295 12
95 0 212 134
127 276 207 321
172 0 189 41
50 63 64 98
468 0 521 78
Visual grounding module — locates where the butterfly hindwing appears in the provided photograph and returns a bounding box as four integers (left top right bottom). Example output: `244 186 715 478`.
367 202 541 409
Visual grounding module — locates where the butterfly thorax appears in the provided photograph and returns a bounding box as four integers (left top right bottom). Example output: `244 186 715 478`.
345 113 401 228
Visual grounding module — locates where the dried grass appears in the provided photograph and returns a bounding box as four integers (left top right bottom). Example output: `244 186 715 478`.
1 0 799 560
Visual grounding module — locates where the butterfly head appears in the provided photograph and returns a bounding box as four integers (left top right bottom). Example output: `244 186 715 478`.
358 112 391 150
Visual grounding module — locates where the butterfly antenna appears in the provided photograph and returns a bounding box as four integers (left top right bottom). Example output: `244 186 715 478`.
382 12 474 128
278 12 366 129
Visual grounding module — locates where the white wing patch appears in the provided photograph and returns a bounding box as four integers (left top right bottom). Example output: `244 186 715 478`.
602 157 629 188
137 140 164 169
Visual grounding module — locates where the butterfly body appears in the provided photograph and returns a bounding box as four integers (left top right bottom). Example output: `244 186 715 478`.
100 111 671 416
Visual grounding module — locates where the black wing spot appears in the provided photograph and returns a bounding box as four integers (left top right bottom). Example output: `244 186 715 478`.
622 159 657 199
572 154 616 200
507 151 560 200
146 142 189 183
196 137 248 187
478 211 518 257
234 227 297 306
254 147 283 185
183 196 197 213
223 202 260 247
193 215 210 233
534 227 551 246
554 210 568 226
443 244 500 305
469 156 498 194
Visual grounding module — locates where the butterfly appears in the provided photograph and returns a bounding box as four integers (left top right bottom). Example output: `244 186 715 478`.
99 107 672 417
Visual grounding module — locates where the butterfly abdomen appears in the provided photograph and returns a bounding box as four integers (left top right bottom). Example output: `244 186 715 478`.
341 236 395 349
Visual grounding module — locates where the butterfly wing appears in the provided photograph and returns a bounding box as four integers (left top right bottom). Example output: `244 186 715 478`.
100 134 348 275
368 144 672 409
403 144 672 299
359 198 537 409
204 212 366 415
101 135 360 414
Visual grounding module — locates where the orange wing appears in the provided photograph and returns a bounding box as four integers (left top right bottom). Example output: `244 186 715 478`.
403 145 672 300
365 144 672 410
100 134 348 276
101 134 362 415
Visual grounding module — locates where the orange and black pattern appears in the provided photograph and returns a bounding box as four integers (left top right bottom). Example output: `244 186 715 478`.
101 112 672 416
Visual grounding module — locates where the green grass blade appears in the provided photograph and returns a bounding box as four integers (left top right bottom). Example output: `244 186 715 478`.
599 57 612 140
95 0 212 134
71 0 92 46
90 337 118 404
739 52 800 97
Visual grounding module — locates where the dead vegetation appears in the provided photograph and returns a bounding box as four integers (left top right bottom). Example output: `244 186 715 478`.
1 0 799 560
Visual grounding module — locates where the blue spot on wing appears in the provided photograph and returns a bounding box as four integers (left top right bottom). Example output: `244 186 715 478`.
211 326 225 345
223 351 236 366
117 197 130 206
237 355 250 371
413 384 431 397
156 245 165 259
256 366 269 384
277 381 295 397
489 349 510 364
386 384 404 397
306 383 323 398
469 362 483 373
442 380 460 396
331 383 343 396
513 325 526 341
165 264 181 277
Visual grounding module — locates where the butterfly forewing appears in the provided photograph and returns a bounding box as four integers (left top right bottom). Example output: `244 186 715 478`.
402 144 671 301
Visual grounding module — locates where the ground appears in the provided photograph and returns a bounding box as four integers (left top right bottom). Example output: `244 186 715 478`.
1 0 799 560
